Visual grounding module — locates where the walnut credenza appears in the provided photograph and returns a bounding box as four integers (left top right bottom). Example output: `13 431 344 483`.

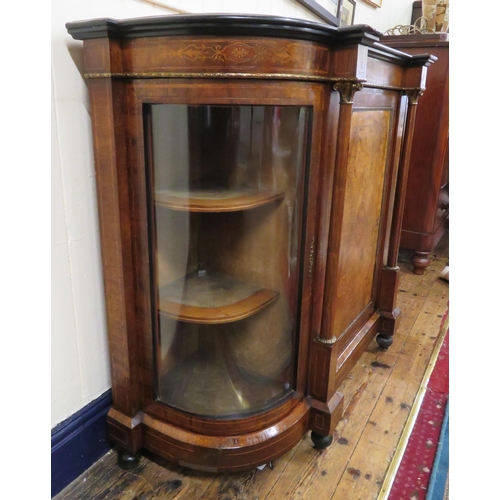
66 14 433 472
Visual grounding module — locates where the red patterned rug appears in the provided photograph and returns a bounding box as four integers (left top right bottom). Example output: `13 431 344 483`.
386 314 449 500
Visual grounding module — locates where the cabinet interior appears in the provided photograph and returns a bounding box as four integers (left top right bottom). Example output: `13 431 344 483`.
147 104 310 417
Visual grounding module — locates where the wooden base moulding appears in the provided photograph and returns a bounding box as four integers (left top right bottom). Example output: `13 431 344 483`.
108 403 310 473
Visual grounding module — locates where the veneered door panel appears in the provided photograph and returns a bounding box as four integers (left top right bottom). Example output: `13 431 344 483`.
329 108 391 341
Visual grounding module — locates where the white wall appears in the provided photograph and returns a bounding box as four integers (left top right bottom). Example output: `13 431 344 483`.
51 0 414 428
355 0 414 34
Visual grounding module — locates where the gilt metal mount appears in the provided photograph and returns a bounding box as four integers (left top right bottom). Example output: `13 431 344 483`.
333 81 364 104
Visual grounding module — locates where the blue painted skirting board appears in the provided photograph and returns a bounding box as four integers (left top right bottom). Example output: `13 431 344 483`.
426 399 449 500
51 389 113 498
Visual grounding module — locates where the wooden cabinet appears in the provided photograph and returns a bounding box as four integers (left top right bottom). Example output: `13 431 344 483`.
66 14 432 473
381 34 449 274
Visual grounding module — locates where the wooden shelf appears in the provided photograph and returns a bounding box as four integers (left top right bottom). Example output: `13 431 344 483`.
154 187 284 212
158 271 279 324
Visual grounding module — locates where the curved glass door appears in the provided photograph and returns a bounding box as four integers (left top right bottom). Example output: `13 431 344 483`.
147 104 310 418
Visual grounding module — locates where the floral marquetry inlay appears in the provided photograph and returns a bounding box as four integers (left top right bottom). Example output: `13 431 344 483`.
161 42 295 64
112 37 333 76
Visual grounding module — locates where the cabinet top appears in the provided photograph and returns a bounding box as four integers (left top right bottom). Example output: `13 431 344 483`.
381 33 449 49
66 14 436 74
66 14 382 44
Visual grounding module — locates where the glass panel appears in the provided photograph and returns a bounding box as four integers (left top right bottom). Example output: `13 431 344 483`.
148 104 309 418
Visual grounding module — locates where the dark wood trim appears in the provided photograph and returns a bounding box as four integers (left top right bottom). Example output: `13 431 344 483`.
66 13 377 43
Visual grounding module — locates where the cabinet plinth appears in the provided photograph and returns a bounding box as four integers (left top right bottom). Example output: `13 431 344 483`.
67 13 432 473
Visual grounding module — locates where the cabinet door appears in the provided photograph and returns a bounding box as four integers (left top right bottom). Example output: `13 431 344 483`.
316 88 406 386
128 80 324 425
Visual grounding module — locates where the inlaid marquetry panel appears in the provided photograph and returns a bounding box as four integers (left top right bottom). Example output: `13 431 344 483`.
331 108 391 340
122 37 331 77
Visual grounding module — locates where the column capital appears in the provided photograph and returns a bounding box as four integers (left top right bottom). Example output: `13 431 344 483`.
404 88 424 105
333 80 364 104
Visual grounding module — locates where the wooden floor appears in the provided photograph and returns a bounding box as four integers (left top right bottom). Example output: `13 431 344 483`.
55 232 449 500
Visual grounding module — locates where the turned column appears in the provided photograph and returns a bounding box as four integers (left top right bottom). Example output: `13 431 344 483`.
307 80 363 448
377 89 422 349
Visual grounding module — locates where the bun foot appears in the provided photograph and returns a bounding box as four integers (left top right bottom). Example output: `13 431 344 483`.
411 252 431 275
117 450 141 470
376 334 393 350
311 432 333 450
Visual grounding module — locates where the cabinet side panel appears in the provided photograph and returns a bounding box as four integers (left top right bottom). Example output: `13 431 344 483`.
330 109 391 340
87 78 141 416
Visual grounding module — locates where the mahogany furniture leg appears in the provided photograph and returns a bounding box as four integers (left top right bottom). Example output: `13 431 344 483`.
411 251 432 275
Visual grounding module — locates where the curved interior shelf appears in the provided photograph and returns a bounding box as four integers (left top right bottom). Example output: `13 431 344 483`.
158 271 279 324
159 344 289 417
154 187 284 212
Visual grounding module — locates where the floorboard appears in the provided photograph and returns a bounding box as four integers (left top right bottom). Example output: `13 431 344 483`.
54 232 449 500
